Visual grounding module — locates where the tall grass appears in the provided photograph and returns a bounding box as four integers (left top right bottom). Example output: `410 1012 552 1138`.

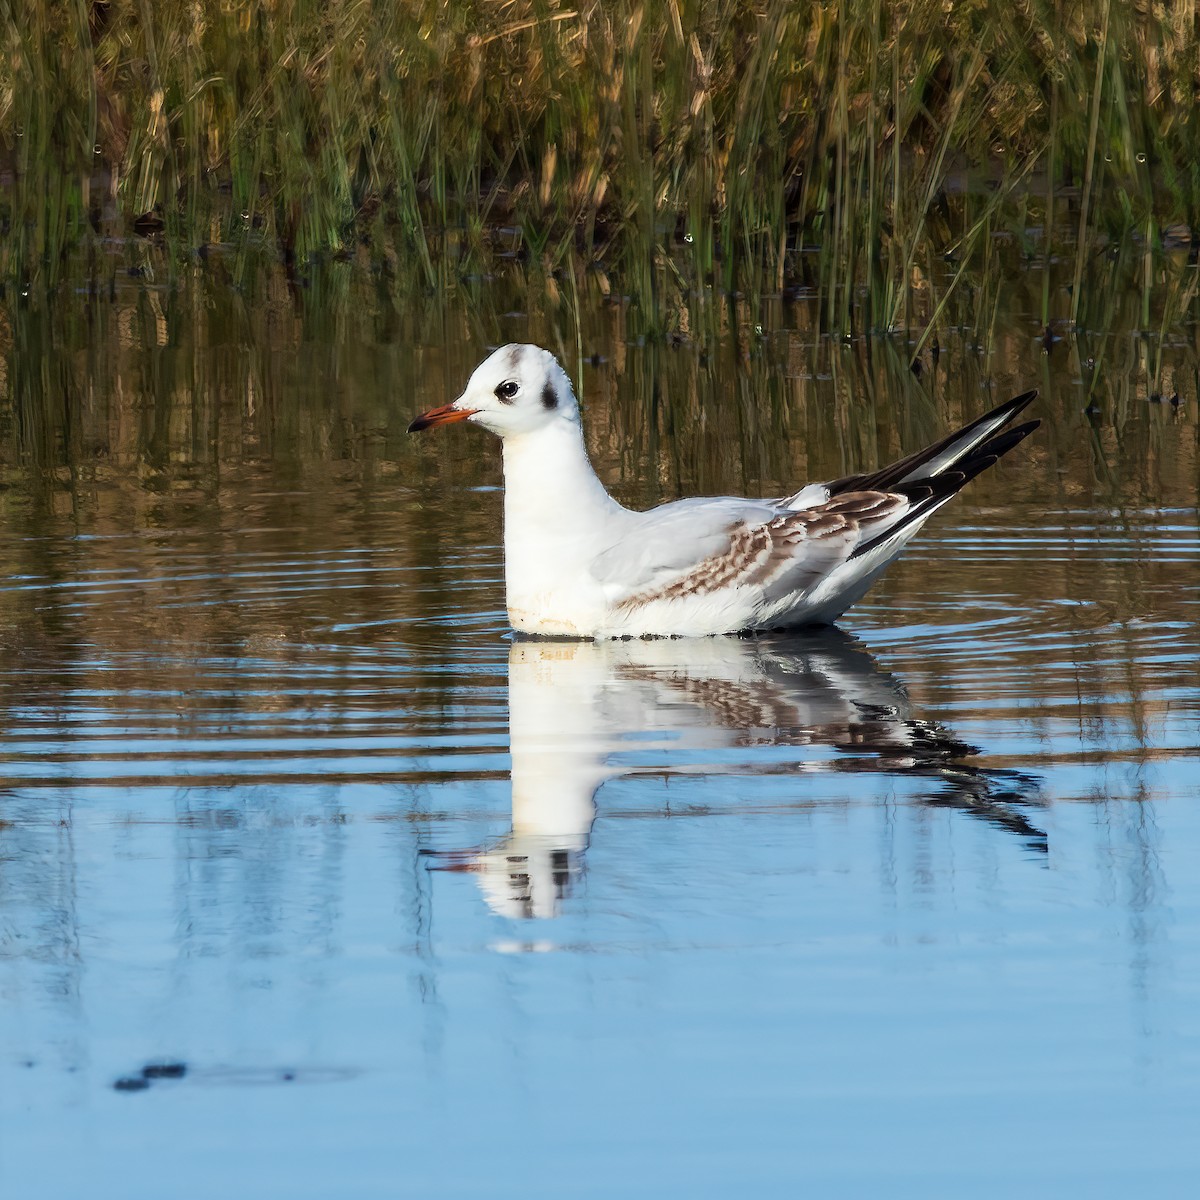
3 1 1200 334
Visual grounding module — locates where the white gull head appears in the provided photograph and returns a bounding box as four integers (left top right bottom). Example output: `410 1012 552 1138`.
408 343 579 438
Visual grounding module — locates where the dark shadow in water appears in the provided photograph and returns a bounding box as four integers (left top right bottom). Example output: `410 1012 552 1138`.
423 630 1045 918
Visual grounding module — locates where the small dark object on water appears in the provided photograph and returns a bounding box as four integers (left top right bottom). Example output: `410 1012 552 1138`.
1149 392 1162 404
1170 392 1182 408
142 1061 187 1080
112 1060 188 1091
281 1071 296 1082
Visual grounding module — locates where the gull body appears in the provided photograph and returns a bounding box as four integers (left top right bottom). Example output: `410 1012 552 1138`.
409 344 1039 639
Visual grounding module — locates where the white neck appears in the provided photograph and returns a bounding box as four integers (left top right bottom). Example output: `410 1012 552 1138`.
502 419 619 526
500 419 625 632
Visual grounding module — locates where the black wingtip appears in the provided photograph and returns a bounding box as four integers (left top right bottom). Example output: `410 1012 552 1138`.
945 418 1042 487
827 389 1040 499
848 408 1041 561
979 416 1041 455
1004 388 1039 411
984 389 1039 424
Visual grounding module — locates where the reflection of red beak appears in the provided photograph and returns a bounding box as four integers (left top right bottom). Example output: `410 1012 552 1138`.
407 404 478 433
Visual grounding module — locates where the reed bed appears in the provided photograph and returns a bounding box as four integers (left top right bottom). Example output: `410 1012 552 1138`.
3 1 1200 332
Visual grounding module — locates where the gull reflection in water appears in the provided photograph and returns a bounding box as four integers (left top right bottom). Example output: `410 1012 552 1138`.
424 631 1044 918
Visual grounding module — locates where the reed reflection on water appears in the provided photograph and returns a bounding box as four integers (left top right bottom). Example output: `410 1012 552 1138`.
0 262 1198 1195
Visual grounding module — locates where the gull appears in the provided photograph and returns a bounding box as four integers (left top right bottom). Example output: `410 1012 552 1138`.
409 344 1039 639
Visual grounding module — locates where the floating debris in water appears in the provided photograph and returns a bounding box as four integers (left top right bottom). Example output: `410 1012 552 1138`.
112 1061 188 1092
141 1062 188 1080
111 1060 353 1091
113 1076 151 1093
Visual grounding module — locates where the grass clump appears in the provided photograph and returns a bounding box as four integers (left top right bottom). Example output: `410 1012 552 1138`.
3 1 1200 333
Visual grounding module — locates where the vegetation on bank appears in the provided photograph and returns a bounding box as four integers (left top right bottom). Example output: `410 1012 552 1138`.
3 1 1200 330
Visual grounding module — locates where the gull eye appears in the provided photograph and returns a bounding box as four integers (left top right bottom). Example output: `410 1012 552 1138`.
495 380 519 403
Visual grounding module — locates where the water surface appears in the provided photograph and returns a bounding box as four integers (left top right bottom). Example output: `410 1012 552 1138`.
1 261 1198 1196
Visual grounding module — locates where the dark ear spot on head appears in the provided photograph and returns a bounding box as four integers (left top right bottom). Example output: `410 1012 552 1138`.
541 381 557 410
506 345 523 370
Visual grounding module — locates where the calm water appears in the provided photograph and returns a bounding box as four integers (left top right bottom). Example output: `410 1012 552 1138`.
1 259 1199 1196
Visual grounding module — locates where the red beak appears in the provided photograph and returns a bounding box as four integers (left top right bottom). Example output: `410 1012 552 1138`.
407 404 478 433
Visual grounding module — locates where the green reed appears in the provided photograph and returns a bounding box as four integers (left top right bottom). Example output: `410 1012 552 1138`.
3 0 1200 336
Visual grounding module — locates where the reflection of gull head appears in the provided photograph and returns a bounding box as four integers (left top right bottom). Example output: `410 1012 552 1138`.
426 632 1044 918
431 642 613 920
473 836 585 920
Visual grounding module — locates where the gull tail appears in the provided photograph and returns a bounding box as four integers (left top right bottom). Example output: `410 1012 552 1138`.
782 392 1041 626
826 390 1040 498
849 404 1041 560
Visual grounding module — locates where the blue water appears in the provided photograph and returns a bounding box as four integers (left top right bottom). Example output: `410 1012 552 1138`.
1 490 1197 1197
1 277 1199 1196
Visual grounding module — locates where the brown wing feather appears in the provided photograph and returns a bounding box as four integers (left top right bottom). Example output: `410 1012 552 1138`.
616 491 909 611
